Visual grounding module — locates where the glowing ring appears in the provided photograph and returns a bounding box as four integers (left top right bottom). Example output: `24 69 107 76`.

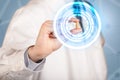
54 2 101 49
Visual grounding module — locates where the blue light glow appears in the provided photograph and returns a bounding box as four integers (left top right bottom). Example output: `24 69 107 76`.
54 2 101 49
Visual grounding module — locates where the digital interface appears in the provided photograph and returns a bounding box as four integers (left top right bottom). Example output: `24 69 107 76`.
54 2 101 49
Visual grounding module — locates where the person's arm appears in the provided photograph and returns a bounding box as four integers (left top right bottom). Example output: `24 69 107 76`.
0 7 50 75
0 3 82 74
27 18 83 62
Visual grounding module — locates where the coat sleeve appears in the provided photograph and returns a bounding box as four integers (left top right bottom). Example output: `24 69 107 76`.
0 3 46 77
24 50 46 72
0 47 46 73
0 47 27 75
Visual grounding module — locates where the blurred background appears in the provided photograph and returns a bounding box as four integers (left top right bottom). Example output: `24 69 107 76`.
0 0 120 80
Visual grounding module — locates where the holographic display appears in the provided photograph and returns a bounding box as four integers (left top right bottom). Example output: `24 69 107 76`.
54 2 101 49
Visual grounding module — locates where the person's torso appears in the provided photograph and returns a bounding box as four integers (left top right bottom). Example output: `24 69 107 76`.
2 0 107 80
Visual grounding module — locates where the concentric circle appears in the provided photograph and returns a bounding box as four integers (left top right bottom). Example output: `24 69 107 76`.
54 2 101 49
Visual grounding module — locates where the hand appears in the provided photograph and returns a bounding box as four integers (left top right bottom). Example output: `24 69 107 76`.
69 17 82 34
28 18 82 62
28 20 62 62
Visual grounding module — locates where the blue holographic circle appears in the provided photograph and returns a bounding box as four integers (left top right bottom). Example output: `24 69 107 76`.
54 2 101 49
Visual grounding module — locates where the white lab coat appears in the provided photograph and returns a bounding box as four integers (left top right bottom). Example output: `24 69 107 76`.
0 0 107 80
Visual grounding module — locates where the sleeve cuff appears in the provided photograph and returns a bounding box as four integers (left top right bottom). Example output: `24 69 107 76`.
24 49 46 72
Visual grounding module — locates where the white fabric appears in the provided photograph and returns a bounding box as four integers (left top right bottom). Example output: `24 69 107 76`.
0 0 107 80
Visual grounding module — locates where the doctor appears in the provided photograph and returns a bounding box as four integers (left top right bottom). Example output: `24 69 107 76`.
0 0 107 80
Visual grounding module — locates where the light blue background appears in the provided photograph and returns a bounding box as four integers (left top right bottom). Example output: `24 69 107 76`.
0 0 120 80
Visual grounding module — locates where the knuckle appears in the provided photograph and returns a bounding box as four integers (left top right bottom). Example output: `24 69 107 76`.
45 20 51 23
42 20 51 25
